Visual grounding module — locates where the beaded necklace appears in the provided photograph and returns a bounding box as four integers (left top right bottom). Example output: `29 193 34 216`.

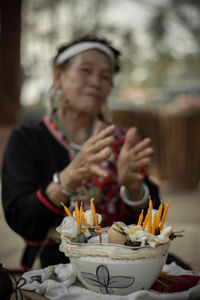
50 110 97 157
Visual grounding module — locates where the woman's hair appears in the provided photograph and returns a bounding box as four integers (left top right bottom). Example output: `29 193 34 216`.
53 35 121 73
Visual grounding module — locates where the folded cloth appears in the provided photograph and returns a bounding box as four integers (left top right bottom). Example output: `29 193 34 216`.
20 263 76 295
20 262 200 300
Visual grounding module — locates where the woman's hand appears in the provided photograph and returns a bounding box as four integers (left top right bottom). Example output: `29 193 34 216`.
117 127 154 200
60 122 115 190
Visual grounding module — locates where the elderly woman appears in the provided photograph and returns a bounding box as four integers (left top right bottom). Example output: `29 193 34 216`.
1 36 160 269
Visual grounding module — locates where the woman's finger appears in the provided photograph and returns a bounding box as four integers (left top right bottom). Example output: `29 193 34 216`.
133 138 151 155
74 163 108 179
88 147 111 163
78 137 113 166
130 158 151 171
90 124 115 144
89 136 114 153
123 127 138 151
89 164 108 178
134 147 154 161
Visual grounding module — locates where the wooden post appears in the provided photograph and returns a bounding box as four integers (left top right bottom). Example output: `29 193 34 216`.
0 0 22 124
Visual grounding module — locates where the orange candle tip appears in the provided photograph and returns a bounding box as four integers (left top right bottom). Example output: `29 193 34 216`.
148 196 153 210
90 198 97 225
156 200 163 228
137 209 144 226
61 202 72 217
80 201 85 226
160 201 170 231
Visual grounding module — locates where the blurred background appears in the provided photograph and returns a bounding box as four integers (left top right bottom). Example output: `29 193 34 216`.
0 0 200 271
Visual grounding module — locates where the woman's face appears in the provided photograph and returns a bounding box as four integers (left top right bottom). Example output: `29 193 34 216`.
55 49 113 117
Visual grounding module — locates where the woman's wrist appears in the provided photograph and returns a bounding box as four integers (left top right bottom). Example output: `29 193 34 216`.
44 171 76 208
51 171 76 210
120 183 149 207
53 172 76 197
46 179 69 207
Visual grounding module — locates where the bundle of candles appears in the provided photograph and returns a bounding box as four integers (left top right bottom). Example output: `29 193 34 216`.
60 198 106 243
61 198 99 227
137 198 170 235
58 197 183 247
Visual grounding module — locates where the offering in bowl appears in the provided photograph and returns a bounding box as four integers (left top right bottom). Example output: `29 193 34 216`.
64 232 170 295
56 199 182 295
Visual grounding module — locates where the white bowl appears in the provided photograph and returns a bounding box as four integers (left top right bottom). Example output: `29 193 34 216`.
70 250 168 296
59 230 170 295
60 232 170 296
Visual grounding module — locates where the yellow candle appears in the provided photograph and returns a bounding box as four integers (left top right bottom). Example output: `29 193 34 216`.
137 209 144 226
147 211 152 233
61 202 72 217
90 198 97 225
152 214 157 235
156 201 163 228
160 201 170 231
80 202 85 226
142 212 150 231
75 201 80 228
148 196 153 210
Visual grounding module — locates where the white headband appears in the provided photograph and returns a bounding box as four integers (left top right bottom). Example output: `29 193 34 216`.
55 41 116 69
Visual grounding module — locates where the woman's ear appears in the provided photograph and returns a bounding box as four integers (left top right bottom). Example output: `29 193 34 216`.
53 67 62 85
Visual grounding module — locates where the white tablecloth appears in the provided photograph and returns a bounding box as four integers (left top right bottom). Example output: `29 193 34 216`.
20 262 200 300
